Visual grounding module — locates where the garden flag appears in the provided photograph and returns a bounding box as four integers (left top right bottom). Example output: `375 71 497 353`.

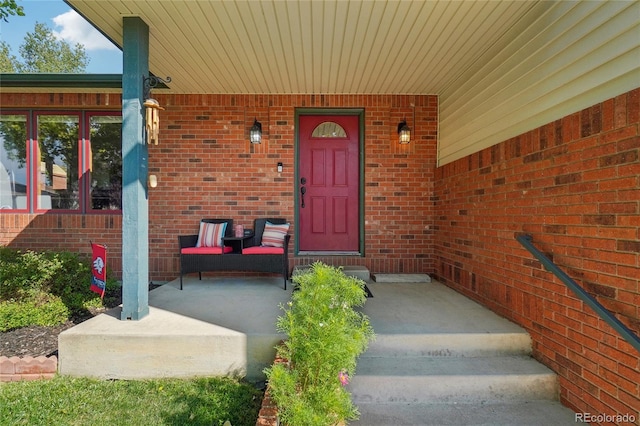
90 243 107 298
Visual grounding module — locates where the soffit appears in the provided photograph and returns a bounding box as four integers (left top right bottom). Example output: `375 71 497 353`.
66 0 545 95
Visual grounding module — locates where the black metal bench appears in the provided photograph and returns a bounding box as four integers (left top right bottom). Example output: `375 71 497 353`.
178 218 290 290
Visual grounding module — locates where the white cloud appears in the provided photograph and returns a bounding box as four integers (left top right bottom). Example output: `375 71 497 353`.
52 10 118 51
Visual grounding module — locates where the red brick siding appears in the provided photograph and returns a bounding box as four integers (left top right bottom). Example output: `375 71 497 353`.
0 213 123 276
151 94 437 279
434 88 640 422
1 93 437 280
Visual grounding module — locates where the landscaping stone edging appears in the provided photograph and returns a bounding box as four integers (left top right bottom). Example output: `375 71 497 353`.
0 355 57 382
255 351 289 426
256 387 279 426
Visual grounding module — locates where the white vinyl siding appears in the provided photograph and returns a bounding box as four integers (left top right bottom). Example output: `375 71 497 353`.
438 0 640 166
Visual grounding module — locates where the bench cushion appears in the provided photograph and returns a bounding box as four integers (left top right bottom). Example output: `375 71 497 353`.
242 246 284 255
181 246 233 255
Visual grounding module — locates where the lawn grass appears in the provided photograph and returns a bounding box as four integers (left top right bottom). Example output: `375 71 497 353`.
0 375 262 426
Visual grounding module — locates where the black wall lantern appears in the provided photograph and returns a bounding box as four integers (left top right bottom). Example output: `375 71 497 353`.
250 118 262 144
398 120 411 144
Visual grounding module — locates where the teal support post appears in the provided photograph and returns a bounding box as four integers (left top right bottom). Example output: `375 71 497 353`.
121 17 150 320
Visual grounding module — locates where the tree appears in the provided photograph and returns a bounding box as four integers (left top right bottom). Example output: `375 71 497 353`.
0 0 24 22
17 22 89 73
0 22 89 73
0 41 17 72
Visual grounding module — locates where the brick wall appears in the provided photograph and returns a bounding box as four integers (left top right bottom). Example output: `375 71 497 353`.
149 94 437 280
1 93 438 281
434 88 640 422
0 213 123 276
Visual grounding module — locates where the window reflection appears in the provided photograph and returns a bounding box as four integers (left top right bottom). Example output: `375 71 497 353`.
1 111 123 214
89 115 122 210
37 114 80 210
0 114 28 210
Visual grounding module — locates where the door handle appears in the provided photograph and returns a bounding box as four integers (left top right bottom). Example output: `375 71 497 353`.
300 177 307 208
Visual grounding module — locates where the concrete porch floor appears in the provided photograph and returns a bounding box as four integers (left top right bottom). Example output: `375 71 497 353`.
59 275 526 381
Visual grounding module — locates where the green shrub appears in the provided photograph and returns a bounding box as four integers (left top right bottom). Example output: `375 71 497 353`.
264 262 375 426
0 294 70 332
0 246 119 330
0 247 62 300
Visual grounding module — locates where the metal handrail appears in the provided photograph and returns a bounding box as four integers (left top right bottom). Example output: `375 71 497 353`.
516 234 640 353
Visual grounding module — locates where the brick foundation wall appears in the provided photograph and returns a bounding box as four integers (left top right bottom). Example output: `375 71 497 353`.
1 93 438 281
434 88 640 422
0 356 57 382
0 213 123 277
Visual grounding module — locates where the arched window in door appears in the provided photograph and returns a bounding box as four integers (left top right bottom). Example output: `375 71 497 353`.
311 121 347 138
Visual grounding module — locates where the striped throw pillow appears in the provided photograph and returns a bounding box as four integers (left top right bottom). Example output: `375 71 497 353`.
261 222 289 248
196 222 227 248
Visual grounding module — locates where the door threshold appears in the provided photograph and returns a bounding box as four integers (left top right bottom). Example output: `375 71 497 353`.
298 251 362 256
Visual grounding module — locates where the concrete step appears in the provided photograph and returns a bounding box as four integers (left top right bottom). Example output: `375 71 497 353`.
366 331 532 357
350 401 584 425
59 305 253 379
349 356 558 404
348 282 579 424
372 273 432 283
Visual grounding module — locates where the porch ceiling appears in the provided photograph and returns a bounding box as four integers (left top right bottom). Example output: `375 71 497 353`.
66 0 543 95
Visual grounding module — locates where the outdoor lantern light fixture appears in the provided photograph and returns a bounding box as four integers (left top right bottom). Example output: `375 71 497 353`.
398 120 411 144
250 118 262 144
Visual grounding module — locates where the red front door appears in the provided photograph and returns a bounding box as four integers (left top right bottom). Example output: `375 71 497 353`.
298 114 360 252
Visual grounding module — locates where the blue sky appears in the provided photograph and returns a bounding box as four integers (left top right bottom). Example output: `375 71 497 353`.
1 0 122 73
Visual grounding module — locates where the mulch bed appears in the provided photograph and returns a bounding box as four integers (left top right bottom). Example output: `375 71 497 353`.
1 321 78 358
0 283 161 358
